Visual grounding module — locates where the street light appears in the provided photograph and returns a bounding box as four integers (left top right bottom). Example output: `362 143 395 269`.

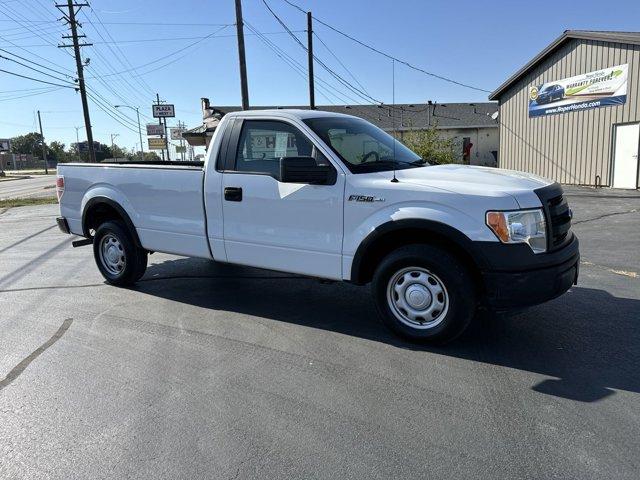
114 105 144 161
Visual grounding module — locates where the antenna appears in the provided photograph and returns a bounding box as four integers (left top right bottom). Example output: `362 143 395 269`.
391 58 398 183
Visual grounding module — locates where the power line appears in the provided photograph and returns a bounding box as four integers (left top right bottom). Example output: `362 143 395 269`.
85 24 231 79
0 47 74 78
0 54 75 84
0 87 63 102
0 67 76 88
312 31 367 92
244 21 381 123
84 5 156 98
0 30 306 48
262 0 392 107
281 0 491 93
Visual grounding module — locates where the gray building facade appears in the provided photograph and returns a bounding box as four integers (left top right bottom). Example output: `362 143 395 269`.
490 31 640 189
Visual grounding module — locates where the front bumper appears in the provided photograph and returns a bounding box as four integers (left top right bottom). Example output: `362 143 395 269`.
479 235 580 309
56 216 70 234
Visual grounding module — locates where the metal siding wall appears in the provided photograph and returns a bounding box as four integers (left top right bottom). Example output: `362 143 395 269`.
497 39 640 186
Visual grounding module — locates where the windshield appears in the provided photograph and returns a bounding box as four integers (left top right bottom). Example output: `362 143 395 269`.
303 116 425 173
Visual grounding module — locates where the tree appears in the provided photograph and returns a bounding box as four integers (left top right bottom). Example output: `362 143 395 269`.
48 141 71 163
400 125 458 165
10 132 43 155
142 151 161 162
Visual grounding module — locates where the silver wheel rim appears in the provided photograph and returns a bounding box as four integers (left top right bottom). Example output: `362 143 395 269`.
99 233 126 276
386 267 449 330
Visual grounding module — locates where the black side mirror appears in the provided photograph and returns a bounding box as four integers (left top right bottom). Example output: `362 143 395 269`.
279 156 335 185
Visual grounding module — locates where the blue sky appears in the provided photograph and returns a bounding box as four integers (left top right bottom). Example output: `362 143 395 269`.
1 0 639 154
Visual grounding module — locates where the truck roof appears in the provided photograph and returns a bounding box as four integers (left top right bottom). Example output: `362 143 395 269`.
224 108 357 120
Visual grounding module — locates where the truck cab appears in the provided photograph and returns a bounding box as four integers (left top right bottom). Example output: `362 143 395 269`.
57 109 579 343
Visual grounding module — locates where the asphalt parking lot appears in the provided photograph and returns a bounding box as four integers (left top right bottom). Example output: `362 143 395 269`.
1 187 639 479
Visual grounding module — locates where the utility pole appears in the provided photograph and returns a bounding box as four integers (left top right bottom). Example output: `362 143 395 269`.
177 120 186 161
114 105 144 161
155 93 167 161
307 11 315 109
57 0 95 162
110 133 119 155
234 0 249 110
37 110 48 174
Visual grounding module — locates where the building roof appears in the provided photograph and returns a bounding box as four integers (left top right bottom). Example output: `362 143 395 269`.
489 30 640 100
214 102 499 130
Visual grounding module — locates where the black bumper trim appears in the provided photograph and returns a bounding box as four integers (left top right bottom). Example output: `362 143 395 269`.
482 249 579 310
56 216 70 234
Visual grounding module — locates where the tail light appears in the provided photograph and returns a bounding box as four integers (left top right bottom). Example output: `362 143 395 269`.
56 175 64 202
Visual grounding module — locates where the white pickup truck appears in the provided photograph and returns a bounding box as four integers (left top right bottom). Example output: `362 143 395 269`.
56 109 579 342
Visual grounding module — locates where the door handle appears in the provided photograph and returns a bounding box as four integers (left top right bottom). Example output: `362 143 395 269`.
224 186 242 202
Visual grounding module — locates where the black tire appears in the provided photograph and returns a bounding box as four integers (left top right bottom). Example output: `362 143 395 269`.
371 244 476 343
92 220 147 286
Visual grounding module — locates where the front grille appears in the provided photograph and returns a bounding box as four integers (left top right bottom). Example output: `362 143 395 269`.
535 183 572 251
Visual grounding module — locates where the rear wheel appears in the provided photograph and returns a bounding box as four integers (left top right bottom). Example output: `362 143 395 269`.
93 220 147 286
372 244 476 343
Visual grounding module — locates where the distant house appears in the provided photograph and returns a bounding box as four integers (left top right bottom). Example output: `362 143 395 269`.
184 98 499 167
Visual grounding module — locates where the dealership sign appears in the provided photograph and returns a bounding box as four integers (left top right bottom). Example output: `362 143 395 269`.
0 138 10 152
152 104 175 117
528 64 628 117
148 138 167 150
146 124 164 136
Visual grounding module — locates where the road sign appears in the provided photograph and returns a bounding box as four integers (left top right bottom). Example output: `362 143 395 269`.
170 127 186 140
0 138 10 152
146 124 164 136
148 138 167 150
77 141 101 153
152 104 175 118
175 146 186 153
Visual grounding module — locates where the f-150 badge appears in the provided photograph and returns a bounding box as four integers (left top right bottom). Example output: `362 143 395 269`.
348 194 385 203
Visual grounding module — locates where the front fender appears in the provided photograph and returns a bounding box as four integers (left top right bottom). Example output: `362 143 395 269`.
343 201 496 258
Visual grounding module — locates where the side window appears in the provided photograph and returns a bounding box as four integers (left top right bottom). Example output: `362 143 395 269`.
235 120 316 177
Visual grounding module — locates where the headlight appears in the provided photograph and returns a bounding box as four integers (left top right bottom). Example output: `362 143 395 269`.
486 209 547 254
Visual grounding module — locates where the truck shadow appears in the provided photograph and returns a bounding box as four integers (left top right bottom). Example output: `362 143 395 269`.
137 257 640 403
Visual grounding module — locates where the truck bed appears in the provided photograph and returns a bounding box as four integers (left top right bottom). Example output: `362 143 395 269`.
58 162 212 259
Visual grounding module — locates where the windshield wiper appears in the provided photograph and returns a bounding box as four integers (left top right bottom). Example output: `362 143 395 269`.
409 158 429 165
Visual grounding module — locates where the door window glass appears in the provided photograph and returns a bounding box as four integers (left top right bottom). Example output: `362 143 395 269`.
235 120 316 176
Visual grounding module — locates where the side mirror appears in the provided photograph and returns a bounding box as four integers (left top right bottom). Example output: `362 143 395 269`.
279 156 335 185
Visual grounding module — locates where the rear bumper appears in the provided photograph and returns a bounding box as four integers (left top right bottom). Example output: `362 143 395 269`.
480 235 580 309
56 216 70 234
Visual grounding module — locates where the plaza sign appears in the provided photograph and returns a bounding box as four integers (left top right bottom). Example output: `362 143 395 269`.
529 64 628 117
152 104 175 117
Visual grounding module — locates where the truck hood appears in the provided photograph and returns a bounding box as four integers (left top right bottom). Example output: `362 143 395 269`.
391 164 552 208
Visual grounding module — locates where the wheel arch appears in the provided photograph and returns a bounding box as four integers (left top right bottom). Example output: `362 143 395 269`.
349 219 490 286
82 196 142 248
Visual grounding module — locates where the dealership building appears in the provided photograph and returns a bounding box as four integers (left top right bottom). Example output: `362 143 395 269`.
490 30 640 189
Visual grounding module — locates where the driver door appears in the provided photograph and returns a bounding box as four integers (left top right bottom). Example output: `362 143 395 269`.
221 118 345 279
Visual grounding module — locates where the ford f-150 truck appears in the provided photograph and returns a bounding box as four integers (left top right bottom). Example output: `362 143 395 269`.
56 109 579 342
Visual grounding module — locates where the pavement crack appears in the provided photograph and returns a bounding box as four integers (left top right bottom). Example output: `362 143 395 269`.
0 318 73 391
573 209 638 225
0 224 57 255
580 261 638 278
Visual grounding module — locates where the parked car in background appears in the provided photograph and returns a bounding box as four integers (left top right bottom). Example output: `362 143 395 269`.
536 84 565 104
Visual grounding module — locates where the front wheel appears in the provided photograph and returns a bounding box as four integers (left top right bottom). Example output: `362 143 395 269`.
93 220 147 286
372 244 477 343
